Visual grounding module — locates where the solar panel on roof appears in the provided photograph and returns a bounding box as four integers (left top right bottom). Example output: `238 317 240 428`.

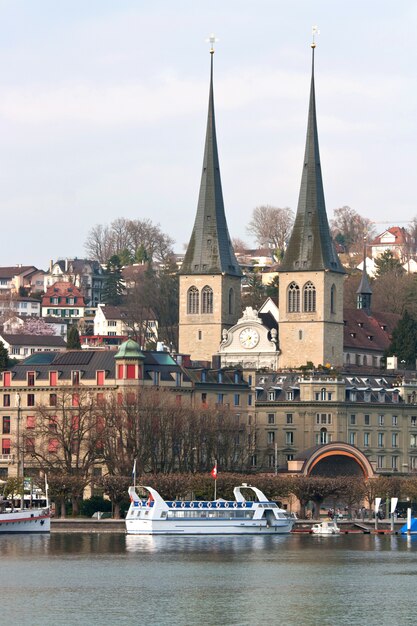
21 353 57 365
151 353 176 366
53 351 94 366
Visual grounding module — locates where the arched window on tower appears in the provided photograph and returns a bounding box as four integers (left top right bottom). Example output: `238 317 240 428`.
228 288 234 315
202 286 213 314
187 286 199 314
330 284 336 314
288 282 300 313
303 281 316 312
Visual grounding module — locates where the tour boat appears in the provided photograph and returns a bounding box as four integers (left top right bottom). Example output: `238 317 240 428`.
311 520 341 535
125 483 294 535
0 504 51 533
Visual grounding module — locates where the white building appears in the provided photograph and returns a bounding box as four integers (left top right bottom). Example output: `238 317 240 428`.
0 333 66 360
93 304 158 345
0 296 41 318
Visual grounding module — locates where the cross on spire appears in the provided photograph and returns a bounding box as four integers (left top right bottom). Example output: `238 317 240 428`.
206 33 218 54
311 25 320 48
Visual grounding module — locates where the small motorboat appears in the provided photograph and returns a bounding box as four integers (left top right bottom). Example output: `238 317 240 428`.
311 520 341 535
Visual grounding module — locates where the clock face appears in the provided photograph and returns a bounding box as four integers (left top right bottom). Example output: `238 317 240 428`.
239 327 260 349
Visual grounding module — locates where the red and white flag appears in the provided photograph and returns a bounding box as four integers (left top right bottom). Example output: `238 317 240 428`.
211 464 218 479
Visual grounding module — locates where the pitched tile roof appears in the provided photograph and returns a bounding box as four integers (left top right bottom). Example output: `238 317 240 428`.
42 281 86 306
343 308 400 353
370 226 407 247
0 266 37 279
0 333 67 347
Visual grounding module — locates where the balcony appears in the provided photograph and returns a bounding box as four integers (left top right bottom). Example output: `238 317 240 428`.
0 454 14 463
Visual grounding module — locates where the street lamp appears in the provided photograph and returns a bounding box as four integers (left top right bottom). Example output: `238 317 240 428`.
15 393 24 508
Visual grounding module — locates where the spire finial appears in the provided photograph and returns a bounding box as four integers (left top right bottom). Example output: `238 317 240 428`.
206 33 218 55
311 25 320 48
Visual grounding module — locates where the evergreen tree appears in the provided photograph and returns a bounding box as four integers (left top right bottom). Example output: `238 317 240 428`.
374 250 404 277
265 274 279 304
0 341 9 370
387 310 417 369
242 270 265 310
135 244 150 264
102 255 124 305
67 325 81 350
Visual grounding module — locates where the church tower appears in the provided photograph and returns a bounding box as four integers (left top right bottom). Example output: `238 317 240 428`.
278 41 345 368
178 44 242 362
356 238 372 314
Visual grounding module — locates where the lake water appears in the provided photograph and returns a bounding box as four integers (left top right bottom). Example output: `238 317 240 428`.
1 533 417 626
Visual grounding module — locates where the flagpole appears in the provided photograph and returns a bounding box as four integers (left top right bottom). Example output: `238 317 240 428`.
214 459 217 500
132 459 137 489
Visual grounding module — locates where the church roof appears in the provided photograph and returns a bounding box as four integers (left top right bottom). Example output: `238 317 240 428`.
356 256 373 296
280 46 344 274
180 52 241 278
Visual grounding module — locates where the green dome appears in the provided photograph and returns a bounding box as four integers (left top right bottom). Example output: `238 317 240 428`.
114 339 144 360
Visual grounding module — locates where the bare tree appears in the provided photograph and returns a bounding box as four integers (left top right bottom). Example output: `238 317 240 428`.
330 206 376 255
231 237 248 254
123 261 179 350
25 388 102 515
85 218 174 264
100 389 248 476
84 224 115 264
247 205 294 255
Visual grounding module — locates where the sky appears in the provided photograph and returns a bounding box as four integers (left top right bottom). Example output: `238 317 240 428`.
0 0 416 268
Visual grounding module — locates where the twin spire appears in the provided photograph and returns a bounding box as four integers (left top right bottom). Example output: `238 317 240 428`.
182 35 342 279
179 43 241 277
279 41 344 274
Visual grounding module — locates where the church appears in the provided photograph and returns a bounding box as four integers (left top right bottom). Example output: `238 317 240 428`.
179 41 398 374
177 40 416 478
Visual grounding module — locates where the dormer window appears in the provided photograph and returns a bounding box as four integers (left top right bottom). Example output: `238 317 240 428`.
268 391 276 401
72 371 80 385
27 371 35 387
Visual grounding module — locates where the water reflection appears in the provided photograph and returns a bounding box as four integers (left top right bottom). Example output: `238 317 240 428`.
125 533 290 556
1 533 417 626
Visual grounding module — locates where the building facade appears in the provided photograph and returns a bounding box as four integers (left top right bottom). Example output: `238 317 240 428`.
41 282 86 321
0 341 250 481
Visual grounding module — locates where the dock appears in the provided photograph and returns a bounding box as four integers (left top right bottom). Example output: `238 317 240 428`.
292 519 405 535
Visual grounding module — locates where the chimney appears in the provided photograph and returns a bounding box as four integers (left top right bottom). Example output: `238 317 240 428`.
49 259 53 273
65 258 68 272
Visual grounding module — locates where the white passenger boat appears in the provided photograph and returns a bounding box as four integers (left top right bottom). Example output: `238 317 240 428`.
125 484 294 535
311 520 340 535
0 475 51 533
0 504 50 533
